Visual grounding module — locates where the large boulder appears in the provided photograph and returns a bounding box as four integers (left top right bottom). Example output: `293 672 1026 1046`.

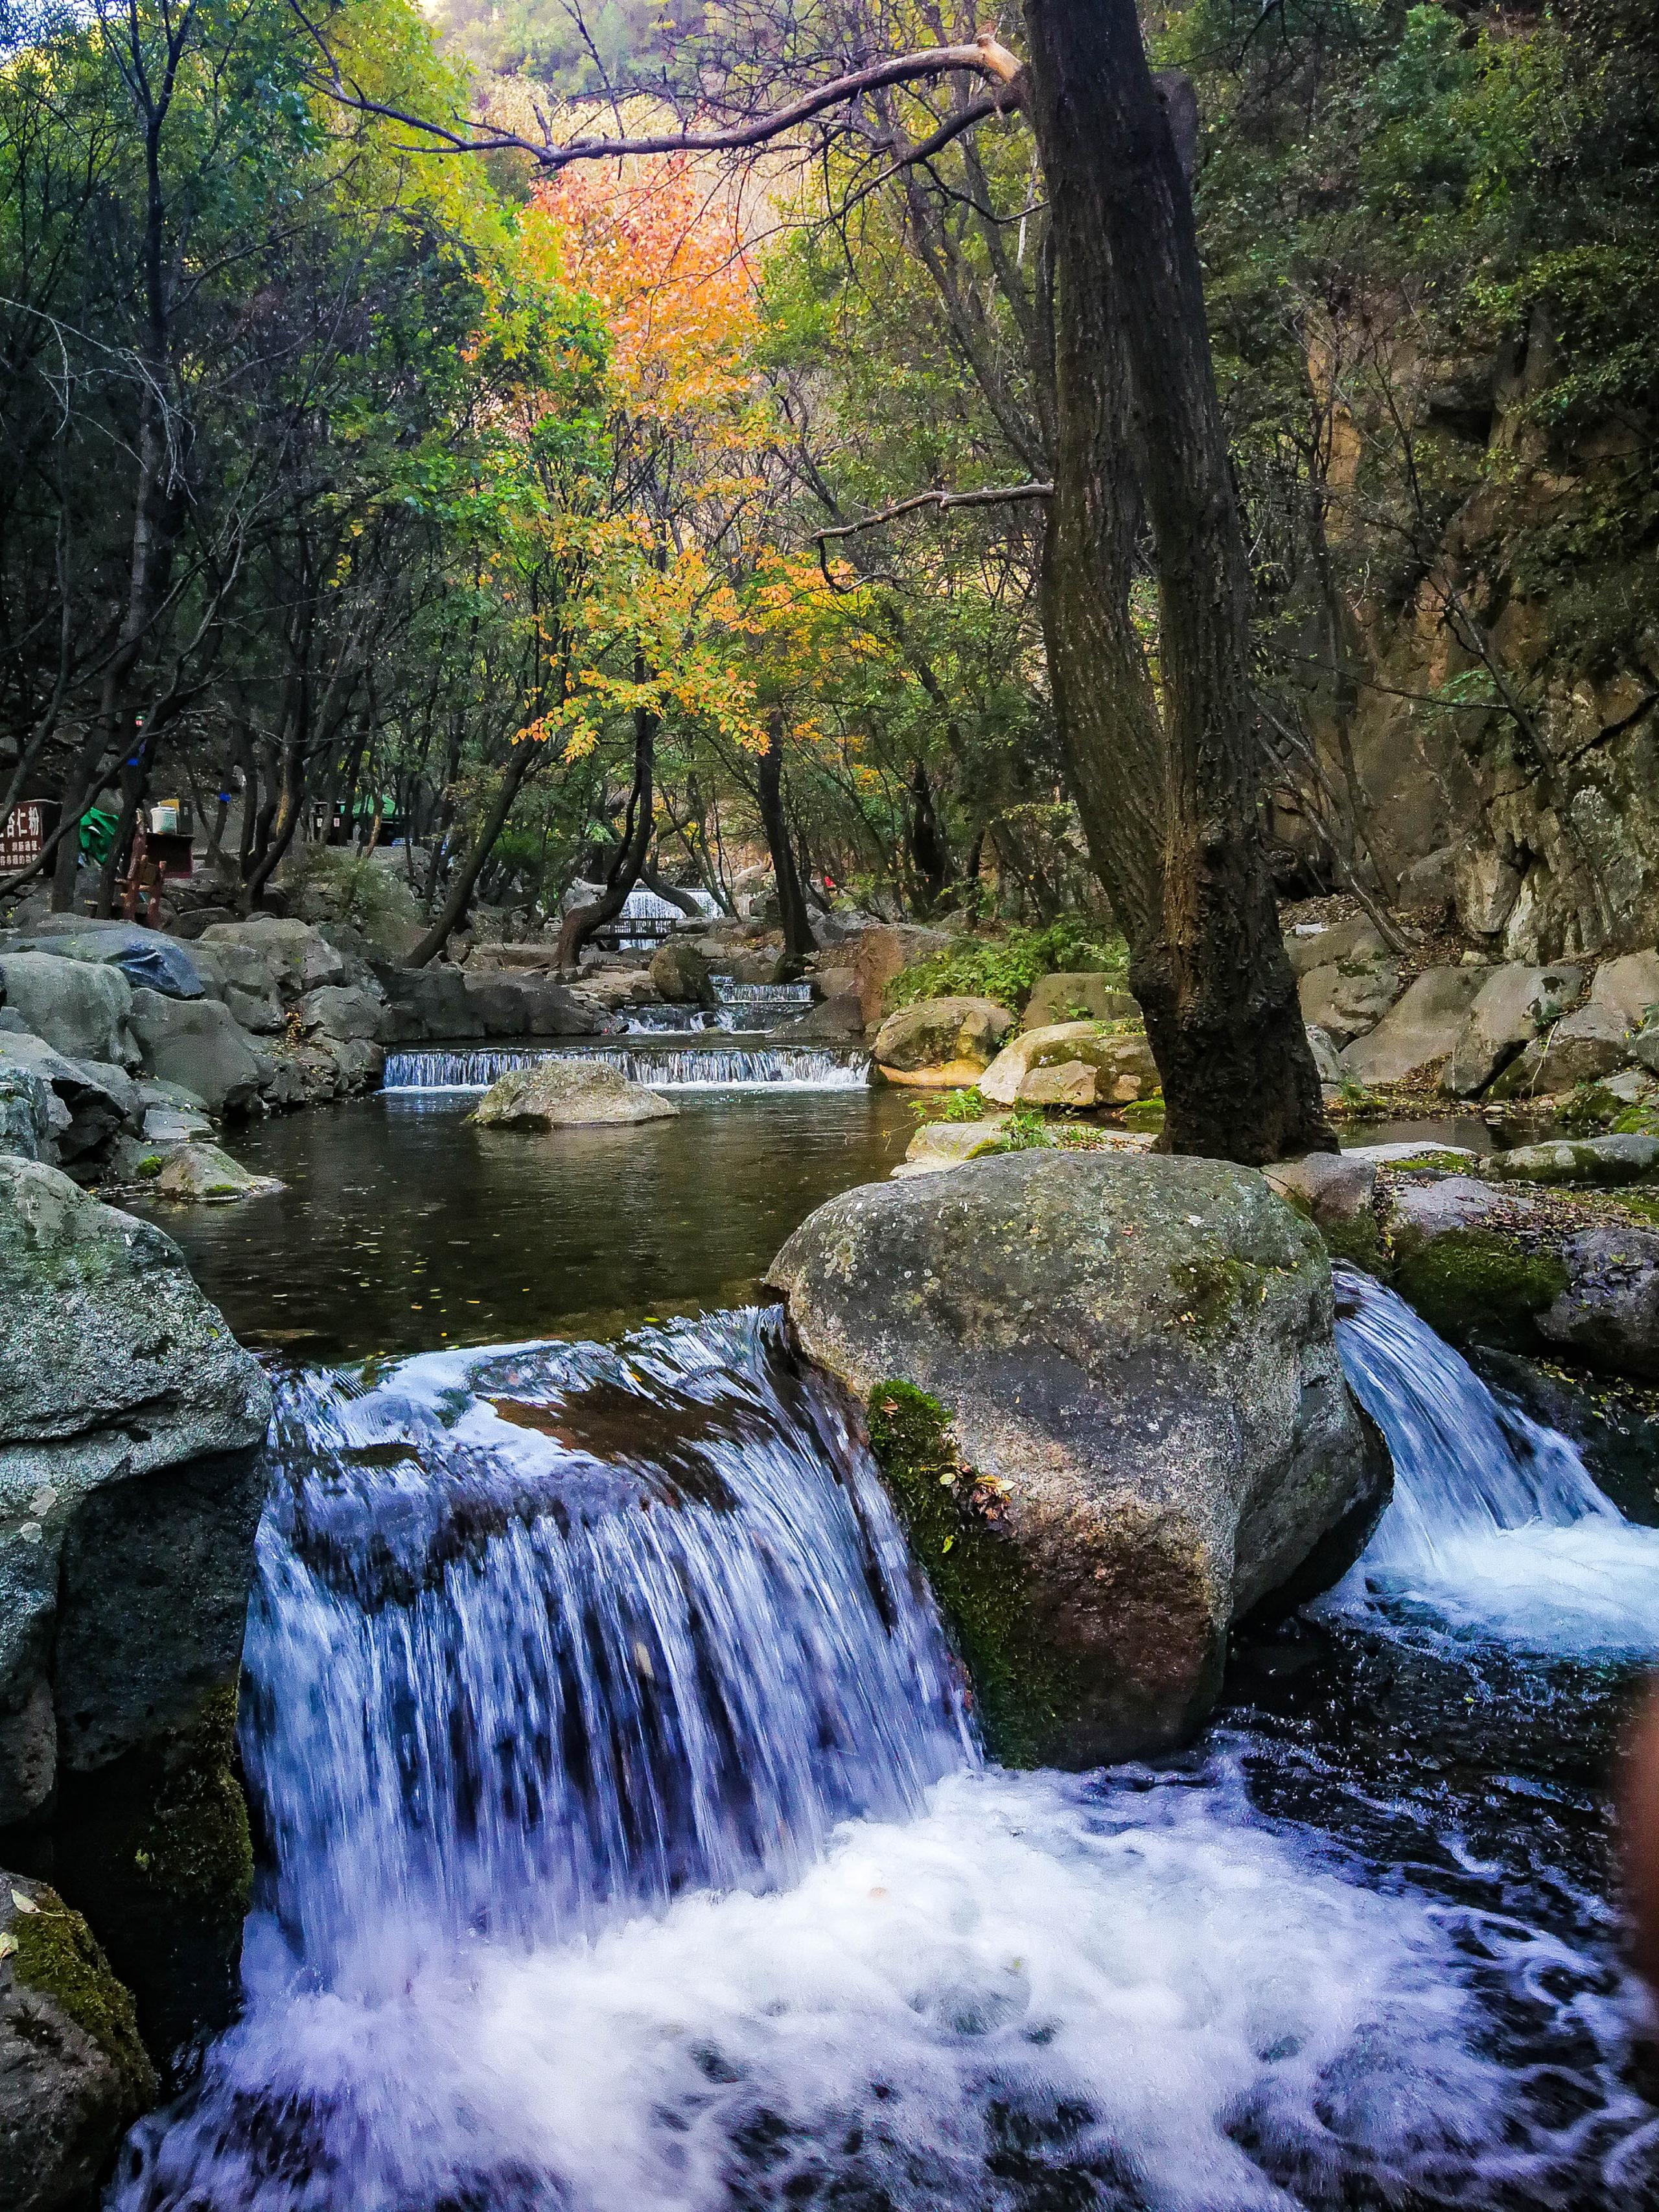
15 921 203 1002
0 1062 58 1165
0 1874 156 2212
851 924 951 1027
1283 911 1387 979
1485 1134 1659 1186
780 994 864 1042
0 1157 272 1823
1537 1228 1659 1381
649 939 711 1005
126 990 271 1118
1590 949 1659 1031
463 972 599 1040
765 1152 1387 1765
871 996 1015 1088
470 1056 678 1130
1021 973 1137 1029
151 1143 283 1204
295 984 384 1044
979 1021 1159 1108
0 1036 135 1167
1295 938 1404 1047
0 953 135 1070
1442 962 1582 1097
1487 1001 1631 1099
190 938 284 1034
195 916 346 1003
1337 966 1487 1086
370 961 474 1042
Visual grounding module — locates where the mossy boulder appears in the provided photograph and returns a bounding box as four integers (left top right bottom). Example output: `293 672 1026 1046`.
0 1874 156 2211
766 1151 1389 1766
1484 1134 1659 1186
151 1142 283 1204
979 1021 1159 1108
871 996 1015 1088
469 1057 677 1129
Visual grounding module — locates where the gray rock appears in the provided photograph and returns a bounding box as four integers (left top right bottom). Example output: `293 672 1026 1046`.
779 994 865 1042
126 991 272 1117
1285 913 1390 980
1338 966 1488 1085
979 1021 1159 1108
0 1157 272 1821
1021 973 1137 1028
1385 1174 1534 1242
1538 1228 1659 1381
0 1874 156 2212
296 984 384 1043
850 924 951 1026
649 940 711 1004
0 1064 57 1165
190 939 284 1034
325 1037 385 1093
1485 1134 1659 1186
370 962 474 1042
1442 962 1583 1096
765 1152 1387 1765
134 1078 207 1115
151 1143 283 1202
196 916 347 1002
1590 949 1659 1031
892 1116 1011 1177
1630 1027 1659 1077
1455 837 1524 939
15 920 204 1001
461 973 598 1040
0 1036 135 1165
141 1103 213 1144
872 996 1015 1085
470 1057 678 1129
1262 1150 1377 1226
0 953 136 1069
1398 846 1457 911
1488 1001 1631 1098
1297 941 1404 1046
1305 1025 1343 1082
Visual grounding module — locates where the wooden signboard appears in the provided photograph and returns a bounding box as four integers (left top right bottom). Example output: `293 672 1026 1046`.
0 800 57 874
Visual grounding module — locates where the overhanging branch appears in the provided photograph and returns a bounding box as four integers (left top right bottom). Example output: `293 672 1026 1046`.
813 482 1053 544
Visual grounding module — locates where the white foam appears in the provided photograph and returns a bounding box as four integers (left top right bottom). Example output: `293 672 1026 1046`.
126 1764 1609 2212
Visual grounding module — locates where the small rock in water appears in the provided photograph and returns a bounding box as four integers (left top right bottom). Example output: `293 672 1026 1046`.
470 1056 679 1130
1485 1134 1659 1186
154 1142 284 1202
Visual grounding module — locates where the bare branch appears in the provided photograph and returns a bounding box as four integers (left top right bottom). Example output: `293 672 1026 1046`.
813 481 1052 545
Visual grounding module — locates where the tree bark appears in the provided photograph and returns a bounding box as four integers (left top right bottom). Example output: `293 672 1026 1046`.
552 706 658 969
1021 0 1331 1161
756 710 815 965
409 736 542 967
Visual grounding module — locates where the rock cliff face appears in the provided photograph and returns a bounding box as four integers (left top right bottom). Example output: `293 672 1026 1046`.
767 1152 1389 1766
0 1157 272 1828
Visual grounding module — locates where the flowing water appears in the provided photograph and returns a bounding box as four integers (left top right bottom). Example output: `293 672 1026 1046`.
114 1115 1659 2209
384 1044 869 1092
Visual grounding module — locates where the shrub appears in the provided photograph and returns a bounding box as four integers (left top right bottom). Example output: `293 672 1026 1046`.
885 921 1130 1014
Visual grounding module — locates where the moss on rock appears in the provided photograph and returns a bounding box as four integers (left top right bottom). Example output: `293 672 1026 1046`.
126 1684 253 1926
865 1381 1080 1767
8 1885 157 2113
1391 1229 1569 1350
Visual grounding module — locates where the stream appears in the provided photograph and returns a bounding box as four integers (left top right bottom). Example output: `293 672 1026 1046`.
114 1086 1659 2209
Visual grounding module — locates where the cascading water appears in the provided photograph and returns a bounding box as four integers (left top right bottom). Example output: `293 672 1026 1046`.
118 1303 1656 2211
1325 1263 1659 1651
710 978 814 1009
382 1044 870 1091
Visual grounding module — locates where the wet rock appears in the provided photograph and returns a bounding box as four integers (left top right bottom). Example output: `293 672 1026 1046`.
892 1116 1010 1177
1537 1229 1659 1382
470 1057 678 1130
979 1021 1159 1108
0 953 137 1070
1488 1001 1632 1098
151 1143 283 1203
649 940 710 1005
126 991 272 1119
463 973 598 1040
1380 1176 1570 1355
0 1157 272 1822
1338 966 1487 1086
1021 973 1137 1029
0 1874 156 2212
766 1152 1387 1765
850 924 951 1027
1442 962 1583 1097
14 921 204 1002
1589 949 1659 1031
779 993 864 1042
1485 1134 1659 1186
872 997 1014 1088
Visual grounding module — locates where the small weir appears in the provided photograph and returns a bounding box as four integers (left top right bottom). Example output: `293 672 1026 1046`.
118 1294 1658 2210
710 977 813 1010
383 1043 870 1091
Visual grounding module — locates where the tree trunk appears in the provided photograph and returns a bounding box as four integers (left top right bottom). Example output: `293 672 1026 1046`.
1021 0 1331 1163
409 737 542 967
756 710 815 965
551 707 658 970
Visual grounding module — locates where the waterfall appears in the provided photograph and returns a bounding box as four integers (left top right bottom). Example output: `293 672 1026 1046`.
117 1301 1653 2211
383 1045 870 1091
710 977 813 1008
1325 1263 1659 1651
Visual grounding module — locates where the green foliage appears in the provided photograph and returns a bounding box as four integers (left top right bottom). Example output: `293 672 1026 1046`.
886 924 1130 1014
1391 1229 1568 1351
10 1887 157 2110
281 846 423 953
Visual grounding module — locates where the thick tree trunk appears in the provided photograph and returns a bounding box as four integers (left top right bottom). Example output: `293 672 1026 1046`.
756 710 815 965
551 707 658 970
1021 0 1331 1163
